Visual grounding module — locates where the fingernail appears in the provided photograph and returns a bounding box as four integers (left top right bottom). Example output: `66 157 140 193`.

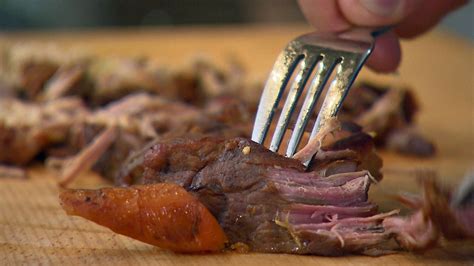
360 0 402 16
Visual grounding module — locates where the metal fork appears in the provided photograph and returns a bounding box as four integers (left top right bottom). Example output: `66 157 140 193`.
252 27 384 167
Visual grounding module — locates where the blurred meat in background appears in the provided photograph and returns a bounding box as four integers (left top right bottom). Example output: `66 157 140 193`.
0 0 302 28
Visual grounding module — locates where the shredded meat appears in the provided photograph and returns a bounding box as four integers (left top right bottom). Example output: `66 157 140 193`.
340 82 435 156
0 97 88 165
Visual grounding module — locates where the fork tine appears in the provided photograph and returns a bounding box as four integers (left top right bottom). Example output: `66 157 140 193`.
253 28 376 166
285 55 338 157
269 54 318 152
251 48 302 144
303 55 369 166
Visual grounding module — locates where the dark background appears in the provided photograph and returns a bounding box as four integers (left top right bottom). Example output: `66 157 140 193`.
1 0 472 39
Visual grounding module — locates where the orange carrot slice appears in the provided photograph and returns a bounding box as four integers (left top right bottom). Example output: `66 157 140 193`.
59 183 227 253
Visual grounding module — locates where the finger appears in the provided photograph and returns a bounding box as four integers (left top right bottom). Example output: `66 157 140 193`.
395 0 469 38
365 31 401 72
297 0 404 72
338 0 422 26
297 0 351 32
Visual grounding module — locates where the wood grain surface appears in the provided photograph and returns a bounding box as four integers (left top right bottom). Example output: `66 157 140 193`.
1 25 473 265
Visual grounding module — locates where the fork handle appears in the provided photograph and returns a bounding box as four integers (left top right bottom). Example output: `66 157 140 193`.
336 26 394 43
371 26 394 37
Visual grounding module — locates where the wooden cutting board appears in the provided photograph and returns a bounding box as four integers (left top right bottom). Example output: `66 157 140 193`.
1 25 473 265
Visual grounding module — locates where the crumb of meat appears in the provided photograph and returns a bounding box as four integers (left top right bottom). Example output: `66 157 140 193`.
367 131 377 138
229 242 250 253
242 146 251 155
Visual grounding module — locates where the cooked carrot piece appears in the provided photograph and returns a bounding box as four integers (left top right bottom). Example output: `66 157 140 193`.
59 183 227 253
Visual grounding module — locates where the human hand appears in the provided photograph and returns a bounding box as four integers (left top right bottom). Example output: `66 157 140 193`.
297 0 468 72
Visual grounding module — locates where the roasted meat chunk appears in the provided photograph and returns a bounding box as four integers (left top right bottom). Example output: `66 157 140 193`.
61 141 473 256
61 120 472 255
137 137 386 255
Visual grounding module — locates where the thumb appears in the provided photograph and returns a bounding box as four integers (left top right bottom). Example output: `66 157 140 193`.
338 0 422 26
